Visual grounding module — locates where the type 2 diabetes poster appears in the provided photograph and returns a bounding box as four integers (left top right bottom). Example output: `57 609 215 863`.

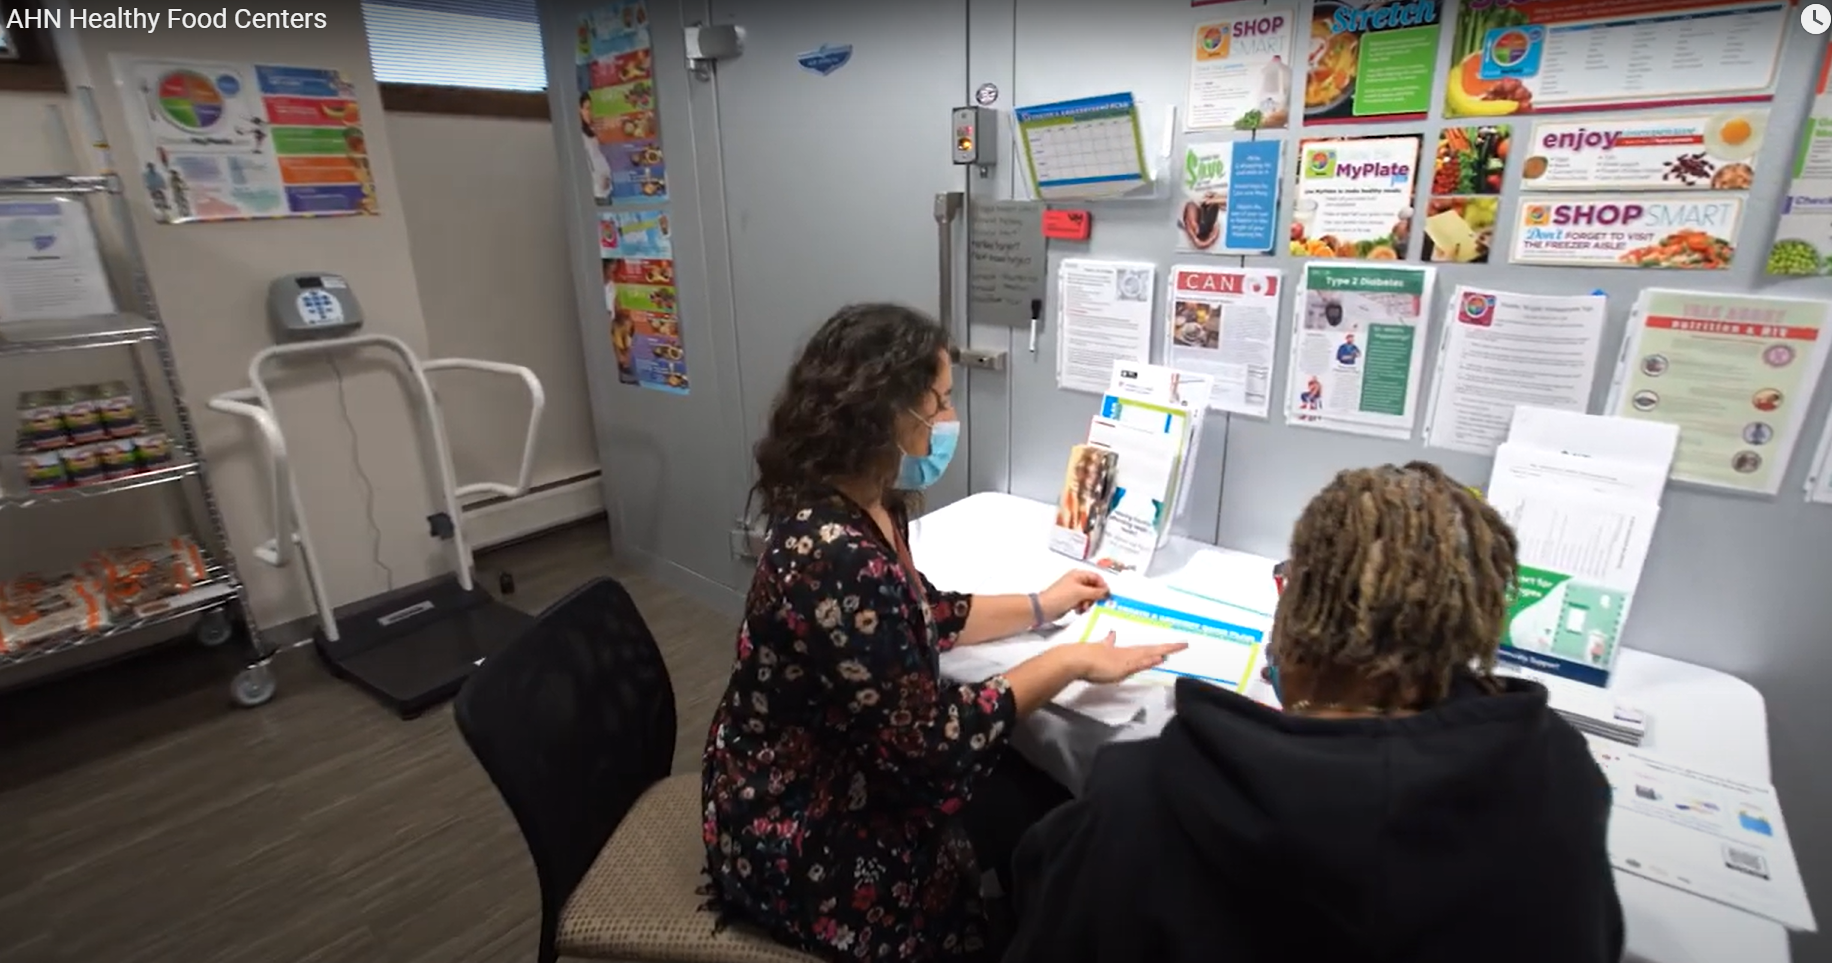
114 57 376 223
577 1 666 204
1305 1 1444 122
1444 0 1787 119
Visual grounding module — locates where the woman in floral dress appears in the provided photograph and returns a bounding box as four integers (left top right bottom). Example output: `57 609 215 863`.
702 303 1184 962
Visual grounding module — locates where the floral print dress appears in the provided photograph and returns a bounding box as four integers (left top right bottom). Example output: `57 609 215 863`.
702 494 1017 962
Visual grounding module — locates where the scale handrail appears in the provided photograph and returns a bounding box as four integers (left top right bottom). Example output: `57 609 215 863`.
421 356 545 500
205 388 292 568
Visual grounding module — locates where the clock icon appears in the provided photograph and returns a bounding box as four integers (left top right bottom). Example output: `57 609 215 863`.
1804 3 1829 35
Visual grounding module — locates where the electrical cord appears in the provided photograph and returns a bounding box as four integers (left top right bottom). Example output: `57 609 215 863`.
327 356 395 592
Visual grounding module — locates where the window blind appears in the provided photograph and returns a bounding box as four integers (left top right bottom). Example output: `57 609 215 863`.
361 0 547 91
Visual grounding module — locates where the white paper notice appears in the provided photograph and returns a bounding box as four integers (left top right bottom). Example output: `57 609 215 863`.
1057 259 1155 394
0 199 118 324
1807 416 1832 505
1165 265 1280 416
1591 744 1817 932
1186 10 1295 132
1423 287 1608 456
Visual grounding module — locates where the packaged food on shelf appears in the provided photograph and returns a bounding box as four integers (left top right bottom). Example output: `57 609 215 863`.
17 391 67 451
95 438 138 480
0 575 110 653
131 432 172 469
21 449 66 491
57 386 106 445
86 535 209 615
96 381 141 438
57 444 102 485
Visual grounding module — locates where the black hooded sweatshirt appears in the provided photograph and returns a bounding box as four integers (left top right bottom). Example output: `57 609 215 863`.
1003 675 1623 963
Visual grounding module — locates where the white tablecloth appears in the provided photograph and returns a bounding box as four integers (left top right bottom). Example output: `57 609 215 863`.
915 491 1788 963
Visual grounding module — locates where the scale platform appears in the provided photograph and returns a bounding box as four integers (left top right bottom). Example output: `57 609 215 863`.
314 575 534 718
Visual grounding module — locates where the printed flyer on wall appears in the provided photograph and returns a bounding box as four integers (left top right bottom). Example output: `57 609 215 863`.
1285 263 1435 440
1423 125 1510 264
0 199 118 323
601 208 671 259
1444 0 1787 119
1175 140 1283 255
1607 289 1831 495
1520 114 1766 192
1165 265 1281 417
114 57 375 223
1592 745 1817 931
577 1 665 204
1076 595 1266 693
1187 9 1295 131
606 257 686 394
1511 195 1742 270
1767 44 1832 277
1808 416 1832 505
1015 93 1152 201
1056 259 1155 394
1303 0 1443 121
1422 287 1608 456
1289 135 1420 259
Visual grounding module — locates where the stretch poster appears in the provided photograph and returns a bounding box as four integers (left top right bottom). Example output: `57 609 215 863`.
1607 289 1831 495
1303 0 1444 122
114 57 376 223
601 209 687 393
1444 0 1787 120
577 1 666 204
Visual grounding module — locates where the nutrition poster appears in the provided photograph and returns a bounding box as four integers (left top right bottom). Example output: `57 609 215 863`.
113 57 375 223
1767 43 1832 277
1521 114 1767 192
599 208 683 392
1444 0 1787 119
1511 195 1742 270
1285 263 1435 440
1303 0 1444 122
1289 135 1420 259
1422 125 1510 264
1175 141 1283 255
1187 9 1295 131
1165 265 1282 417
578 1 665 203
1607 289 1831 495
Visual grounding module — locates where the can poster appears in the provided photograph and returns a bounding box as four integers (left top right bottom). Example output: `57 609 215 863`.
1510 195 1741 270
1303 0 1445 122
1520 114 1766 192
1289 135 1420 259
1444 0 1786 119
577 1 666 204
1607 289 1830 495
113 57 376 223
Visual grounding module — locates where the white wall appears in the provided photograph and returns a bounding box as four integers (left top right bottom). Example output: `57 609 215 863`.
1 23 599 630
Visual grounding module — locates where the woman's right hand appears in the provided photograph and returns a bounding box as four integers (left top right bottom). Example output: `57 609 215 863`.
1063 633 1188 684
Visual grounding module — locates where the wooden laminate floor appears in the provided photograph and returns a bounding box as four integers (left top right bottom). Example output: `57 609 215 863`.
0 521 738 963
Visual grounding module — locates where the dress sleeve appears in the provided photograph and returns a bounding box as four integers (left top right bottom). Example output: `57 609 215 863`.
784 545 1010 814
917 569 973 652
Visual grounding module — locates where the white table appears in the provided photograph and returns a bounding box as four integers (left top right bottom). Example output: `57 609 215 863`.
915 491 1789 963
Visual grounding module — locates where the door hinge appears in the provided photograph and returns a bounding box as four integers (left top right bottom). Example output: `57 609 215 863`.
685 23 745 80
730 517 766 561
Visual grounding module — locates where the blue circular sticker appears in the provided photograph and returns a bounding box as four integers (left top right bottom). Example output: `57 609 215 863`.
216 73 241 96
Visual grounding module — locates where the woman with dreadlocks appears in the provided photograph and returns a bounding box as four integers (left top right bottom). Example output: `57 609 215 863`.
1002 462 1622 963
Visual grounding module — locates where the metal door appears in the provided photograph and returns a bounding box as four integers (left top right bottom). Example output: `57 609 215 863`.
708 0 973 516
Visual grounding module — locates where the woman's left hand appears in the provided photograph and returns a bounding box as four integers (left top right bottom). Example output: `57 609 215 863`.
1040 570 1110 621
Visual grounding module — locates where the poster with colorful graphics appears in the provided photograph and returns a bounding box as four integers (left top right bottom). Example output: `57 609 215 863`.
1444 0 1786 120
577 1 664 203
1289 135 1419 259
113 57 375 223
1768 43 1832 277
1521 114 1766 192
1284 262 1435 440
605 259 686 393
1186 9 1295 131
1606 289 1830 495
601 208 671 259
1422 125 1509 264
1303 0 1444 122
1511 195 1741 269
1175 140 1283 255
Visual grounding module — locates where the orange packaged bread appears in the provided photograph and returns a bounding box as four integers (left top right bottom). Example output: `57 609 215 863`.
0 576 109 653
86 536 208 615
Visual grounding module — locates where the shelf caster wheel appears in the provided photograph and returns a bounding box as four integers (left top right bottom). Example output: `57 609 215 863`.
194 609 233 647
231 663 276 708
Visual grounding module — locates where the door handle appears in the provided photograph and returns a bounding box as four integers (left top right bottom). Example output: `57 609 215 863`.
933 192 963 332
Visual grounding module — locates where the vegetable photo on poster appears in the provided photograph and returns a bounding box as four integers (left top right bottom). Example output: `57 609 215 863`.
1305 0 1444 122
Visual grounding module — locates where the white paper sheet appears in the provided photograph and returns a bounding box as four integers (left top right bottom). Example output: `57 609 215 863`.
1165 265 1280 416
0 199 117 323
1809 415 1832 505
1160 549 1282 619
1592 744 1817 932
1423 287 1608 455
1057 259 1155 394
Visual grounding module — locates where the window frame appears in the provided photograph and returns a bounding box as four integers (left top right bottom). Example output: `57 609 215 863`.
0 26 67 93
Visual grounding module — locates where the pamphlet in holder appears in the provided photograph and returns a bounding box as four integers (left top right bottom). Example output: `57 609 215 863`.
1047 444 1119 561
1079 361 1208 573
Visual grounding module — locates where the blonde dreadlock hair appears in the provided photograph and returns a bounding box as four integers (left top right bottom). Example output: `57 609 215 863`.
1270 462 1518 710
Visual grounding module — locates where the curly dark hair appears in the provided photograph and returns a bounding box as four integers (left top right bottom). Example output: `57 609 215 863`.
1271 461 1519 709
752 303 953 521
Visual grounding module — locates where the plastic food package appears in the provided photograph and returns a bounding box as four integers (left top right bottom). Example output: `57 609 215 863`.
58 386 106 445
96 381 141 439
17 391 68 451
0 575 109 653
22 450 67 491
131 433 172 469
94 438 138 480
58 445 103 485
86 536 209 615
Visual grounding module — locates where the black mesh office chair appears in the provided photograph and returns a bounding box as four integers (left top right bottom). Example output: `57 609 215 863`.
452 577 816 963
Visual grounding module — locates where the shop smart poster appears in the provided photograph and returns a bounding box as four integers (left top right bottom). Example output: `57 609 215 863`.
114 57 376 223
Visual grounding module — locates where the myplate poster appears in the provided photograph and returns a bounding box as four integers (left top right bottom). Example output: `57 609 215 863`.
1444 0 1787 119
1521 114 1767 192
1511 195 1741 269
114 57 376 223
1289 136 1420 259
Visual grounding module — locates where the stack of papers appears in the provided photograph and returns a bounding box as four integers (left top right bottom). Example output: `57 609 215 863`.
1590 742 1817 932
1083 362 1211 574
1497 662 1648 745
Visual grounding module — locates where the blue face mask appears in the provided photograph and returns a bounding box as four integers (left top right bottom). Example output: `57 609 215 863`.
896 419 959 490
